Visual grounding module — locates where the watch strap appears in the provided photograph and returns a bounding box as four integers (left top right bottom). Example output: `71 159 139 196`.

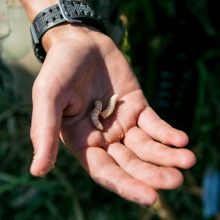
30 0 107 62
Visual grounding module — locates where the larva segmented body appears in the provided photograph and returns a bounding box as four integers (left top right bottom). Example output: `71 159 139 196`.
91 100 103 130
100 94 119 119
90 94 119 130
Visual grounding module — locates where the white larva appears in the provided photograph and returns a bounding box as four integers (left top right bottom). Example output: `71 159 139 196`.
100 94 119 119
91 100 103 130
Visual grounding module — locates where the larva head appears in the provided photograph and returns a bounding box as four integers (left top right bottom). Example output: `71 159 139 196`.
94 100 102 110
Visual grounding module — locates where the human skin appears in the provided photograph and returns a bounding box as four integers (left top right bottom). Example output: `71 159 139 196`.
20 0 196 205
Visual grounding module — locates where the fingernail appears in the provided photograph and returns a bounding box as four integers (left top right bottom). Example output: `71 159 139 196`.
39 170 46 177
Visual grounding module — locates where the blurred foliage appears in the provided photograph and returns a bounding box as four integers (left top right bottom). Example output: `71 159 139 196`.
120 0 220 219
1 0 220 219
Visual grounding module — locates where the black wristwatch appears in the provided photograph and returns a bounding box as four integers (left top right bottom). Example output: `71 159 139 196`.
30 0 107 63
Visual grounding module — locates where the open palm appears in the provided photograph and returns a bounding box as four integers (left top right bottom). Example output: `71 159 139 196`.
30 27 196 205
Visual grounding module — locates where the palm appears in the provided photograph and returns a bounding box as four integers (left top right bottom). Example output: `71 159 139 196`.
59 43 146 154
30 30 196 205
62 89 146 152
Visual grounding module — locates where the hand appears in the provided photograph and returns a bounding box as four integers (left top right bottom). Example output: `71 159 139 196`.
30 24 196 205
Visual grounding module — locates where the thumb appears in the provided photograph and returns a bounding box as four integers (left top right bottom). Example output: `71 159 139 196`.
30 74 64 177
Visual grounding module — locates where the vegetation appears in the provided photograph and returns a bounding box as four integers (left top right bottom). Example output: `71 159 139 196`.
1 0 220 219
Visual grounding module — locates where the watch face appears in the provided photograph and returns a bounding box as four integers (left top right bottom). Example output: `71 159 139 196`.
58 0 95 22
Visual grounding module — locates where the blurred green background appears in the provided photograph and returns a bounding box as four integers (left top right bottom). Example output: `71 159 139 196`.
1 0 220 219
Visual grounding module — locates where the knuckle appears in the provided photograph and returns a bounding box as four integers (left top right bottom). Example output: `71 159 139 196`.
32 78 47 95
161 168 184 189
32 77 57 101
124 157 140 172
30 125 40 148
30 126 37 142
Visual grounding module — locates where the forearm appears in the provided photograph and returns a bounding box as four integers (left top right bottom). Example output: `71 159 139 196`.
19 0 58 21
20 0 90 21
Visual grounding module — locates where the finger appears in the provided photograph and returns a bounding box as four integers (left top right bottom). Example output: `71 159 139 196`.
107 143 184 190
124 127 196 169
138 107 189 147
102 118 124 146
30 75 64 177
76 147 158 205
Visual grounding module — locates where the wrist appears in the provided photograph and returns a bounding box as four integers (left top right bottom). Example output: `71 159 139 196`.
26 0 107 62
42 24 97 52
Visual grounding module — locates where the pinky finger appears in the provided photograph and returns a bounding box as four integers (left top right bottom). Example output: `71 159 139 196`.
76 147 158 205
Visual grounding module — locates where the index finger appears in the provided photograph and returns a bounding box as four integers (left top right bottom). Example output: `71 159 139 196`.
138 106 189 147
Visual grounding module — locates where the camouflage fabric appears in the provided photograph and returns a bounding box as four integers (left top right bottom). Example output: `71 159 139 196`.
0 0 123 104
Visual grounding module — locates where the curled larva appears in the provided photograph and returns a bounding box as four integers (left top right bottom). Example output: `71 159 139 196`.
91 100 103 130
100 94 119 119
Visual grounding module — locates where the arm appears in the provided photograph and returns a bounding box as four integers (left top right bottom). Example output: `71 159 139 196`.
20 0 60 20
20 0 196 205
